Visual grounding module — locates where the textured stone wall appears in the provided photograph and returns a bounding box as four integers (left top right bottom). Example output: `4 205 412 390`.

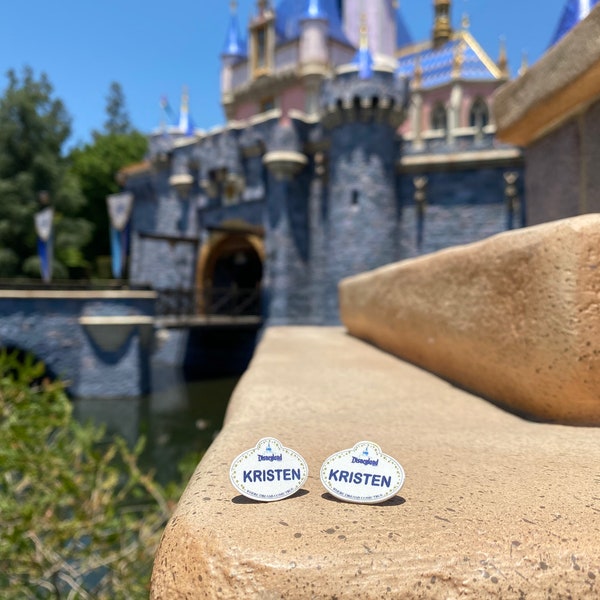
399 167 524 258
0 294 155 398
129 168 200 292
325 123 400 323
525 98 600 225
581 99 600 214
265 172 313 325
526 120 580 225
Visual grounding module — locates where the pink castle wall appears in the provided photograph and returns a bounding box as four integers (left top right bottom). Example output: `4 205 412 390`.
281 85 306 115
402 81 502 136
235 102 259 121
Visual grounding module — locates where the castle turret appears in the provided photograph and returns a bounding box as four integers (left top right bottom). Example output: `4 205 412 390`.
221 1 246 121
262 117 311 324
249 0 276 79
299 0 330 114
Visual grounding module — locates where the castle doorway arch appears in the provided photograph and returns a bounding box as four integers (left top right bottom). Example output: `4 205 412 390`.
196 224 264 316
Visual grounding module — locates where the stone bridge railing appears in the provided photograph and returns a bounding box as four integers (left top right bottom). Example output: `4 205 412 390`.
155 286 262 318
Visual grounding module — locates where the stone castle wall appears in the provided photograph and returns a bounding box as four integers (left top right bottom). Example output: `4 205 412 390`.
0 292 155 398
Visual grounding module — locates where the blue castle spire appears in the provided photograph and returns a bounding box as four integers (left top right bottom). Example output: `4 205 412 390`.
275 0 348 44
223 0 246 57
353 13 374 79
550 0 600 46
304 0 328 20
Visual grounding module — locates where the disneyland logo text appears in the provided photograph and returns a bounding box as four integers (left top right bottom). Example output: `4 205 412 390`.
352 456 379 467
258 454 283 462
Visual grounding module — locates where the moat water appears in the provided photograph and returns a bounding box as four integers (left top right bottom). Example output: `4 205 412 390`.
73 368 239 485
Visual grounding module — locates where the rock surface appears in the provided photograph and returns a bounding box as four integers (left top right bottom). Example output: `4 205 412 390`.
151 327 600 599
340 214 600 425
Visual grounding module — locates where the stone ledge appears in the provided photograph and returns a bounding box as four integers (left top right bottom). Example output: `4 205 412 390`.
494 5 600 146
151 327 600 599
340 214 600 426
0 289 157 300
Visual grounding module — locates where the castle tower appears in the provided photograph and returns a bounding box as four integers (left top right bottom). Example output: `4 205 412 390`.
262 117 311 324
299 0 330 115
221 1 246 120
249 0 276 79
320 20 409 322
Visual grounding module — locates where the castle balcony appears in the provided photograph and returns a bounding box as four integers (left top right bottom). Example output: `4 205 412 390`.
400 125 523 173
154 286 262 327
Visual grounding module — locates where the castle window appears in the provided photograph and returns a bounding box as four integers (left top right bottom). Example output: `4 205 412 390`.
260 97 275 113
250 17 274 78
256 27 267 69
431 102 447 132
469 98 489 130
351 190 359 207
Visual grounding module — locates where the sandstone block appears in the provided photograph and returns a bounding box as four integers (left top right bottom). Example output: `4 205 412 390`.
340 214 600 425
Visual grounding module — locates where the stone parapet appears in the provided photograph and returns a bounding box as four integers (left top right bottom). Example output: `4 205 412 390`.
151 326 600 599
494 5 600 146
340 214 600 425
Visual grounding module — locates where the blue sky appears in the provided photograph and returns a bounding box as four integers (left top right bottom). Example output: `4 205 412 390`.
0 0 570 149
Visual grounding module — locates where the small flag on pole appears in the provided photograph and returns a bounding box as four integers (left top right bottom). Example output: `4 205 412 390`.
107 192 134 279
34 207 54 283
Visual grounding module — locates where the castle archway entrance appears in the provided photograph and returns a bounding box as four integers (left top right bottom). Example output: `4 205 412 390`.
196 223 264 316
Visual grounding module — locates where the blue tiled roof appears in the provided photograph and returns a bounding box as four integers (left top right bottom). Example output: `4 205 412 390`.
549 0 600 46
397 36 498 88
275 0 350 44
223 11 247 57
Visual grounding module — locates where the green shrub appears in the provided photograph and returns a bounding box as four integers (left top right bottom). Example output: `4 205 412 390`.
0 350 191 599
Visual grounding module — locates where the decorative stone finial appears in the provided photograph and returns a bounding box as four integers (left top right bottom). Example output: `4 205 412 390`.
452 39 465 79
497 36 509 79
359 13 368 49
178 85 190 134
433 0 452 48
353 13 374 79
518 51 528 77
413 55 423 88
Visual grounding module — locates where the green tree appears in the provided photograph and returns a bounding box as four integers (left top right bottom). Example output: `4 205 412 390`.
0 67 92 279
70 83 147 276
0 349 195 598
104 82 132 136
